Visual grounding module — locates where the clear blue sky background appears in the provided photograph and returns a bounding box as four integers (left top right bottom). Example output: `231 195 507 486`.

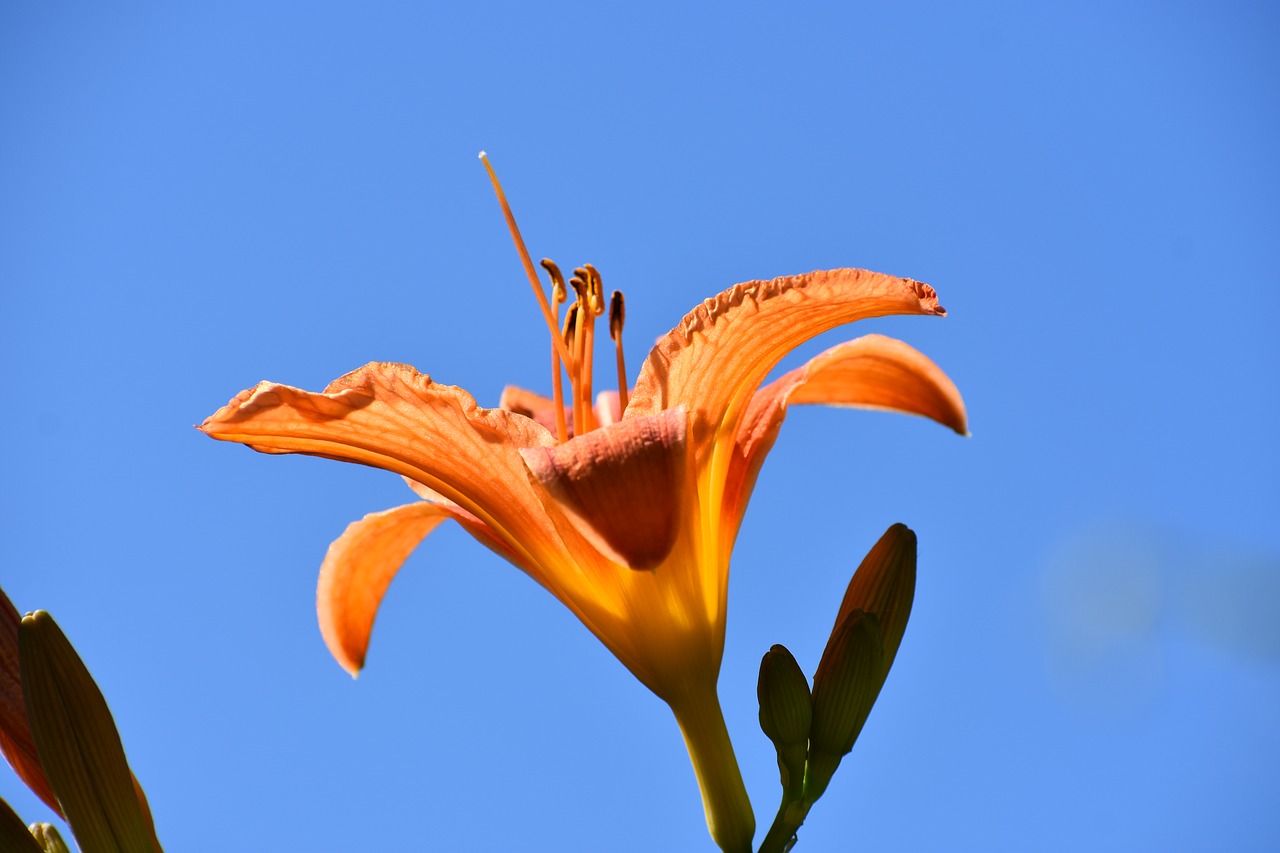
2 3 1277 851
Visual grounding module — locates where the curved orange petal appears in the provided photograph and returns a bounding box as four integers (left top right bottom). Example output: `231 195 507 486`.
499 385 572 437
319 503 449 676
318 501 525 675
594 391 622 428
498 386 623 434
521 408 688 571
721 334 967 549
200 363 560 568
628 268 947 460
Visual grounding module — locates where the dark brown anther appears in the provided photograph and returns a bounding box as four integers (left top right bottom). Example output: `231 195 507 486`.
609 291 626 342
562 303 580 347
583 264 604 315
541 259 568 305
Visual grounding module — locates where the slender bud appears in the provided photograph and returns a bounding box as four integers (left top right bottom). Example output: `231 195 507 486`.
28 823 71 853
19 611 160 853
0 588 59 817
833 523 917 672
805 609 884 804
757 645 811 797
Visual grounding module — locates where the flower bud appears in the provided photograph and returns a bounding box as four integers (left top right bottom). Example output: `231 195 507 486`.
805 609 884 803
0 797 42 853
0 587 59 817
756 644 811 796
19 610 158 853
28 823 71 853
832 523 916 672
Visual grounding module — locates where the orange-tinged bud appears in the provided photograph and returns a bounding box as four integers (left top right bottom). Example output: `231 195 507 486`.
832 523 916 672
757 644 811 797
0 588 59 817
19 611 160 853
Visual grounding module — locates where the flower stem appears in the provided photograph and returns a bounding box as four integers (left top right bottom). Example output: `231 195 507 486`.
670 685 755 853
757 797 810 853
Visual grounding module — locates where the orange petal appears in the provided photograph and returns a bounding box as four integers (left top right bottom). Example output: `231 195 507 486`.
520 408 688 571
499 386 574 437
318 501 523 675
402 476 452 503
594 391 622 428
628 268 947 458
0 588 60 817
722 335 967 545
200 363 559 568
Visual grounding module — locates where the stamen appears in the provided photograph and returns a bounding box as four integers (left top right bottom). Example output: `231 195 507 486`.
566 273 587 435
563 302 587 437
573 299 590 436
541 258 570 444
582 263 605 316
479 152 574 369
542 258 569 313
574 267 601 434
609 290 629 413
562 303 579 346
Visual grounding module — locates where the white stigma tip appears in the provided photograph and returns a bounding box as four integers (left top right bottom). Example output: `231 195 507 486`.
478 150 488 160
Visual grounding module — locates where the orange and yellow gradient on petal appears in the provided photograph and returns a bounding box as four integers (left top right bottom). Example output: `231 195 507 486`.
200 155 967 852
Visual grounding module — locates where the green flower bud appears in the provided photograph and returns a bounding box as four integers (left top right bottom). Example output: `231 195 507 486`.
29 823 72 853
805 609 884 803
832 523 916 672
0 588 59 816
20 610 159 853
757 644 811 796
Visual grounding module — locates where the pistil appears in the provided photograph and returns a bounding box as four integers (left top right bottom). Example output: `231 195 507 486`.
479 152 575 370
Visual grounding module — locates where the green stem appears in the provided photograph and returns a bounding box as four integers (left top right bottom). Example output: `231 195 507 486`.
670 684 755 853
757 797 809 853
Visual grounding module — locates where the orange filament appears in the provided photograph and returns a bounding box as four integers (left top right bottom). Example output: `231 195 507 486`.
562 302 584 437
479 152 575 370
571 296 588 437
609 290 629 413
575 266 606 434
541 259 570 443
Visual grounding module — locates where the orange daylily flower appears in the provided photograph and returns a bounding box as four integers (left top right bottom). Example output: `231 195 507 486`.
200 158 966 853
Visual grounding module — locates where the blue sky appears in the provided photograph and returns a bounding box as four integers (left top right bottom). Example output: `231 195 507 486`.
2 2 1277 850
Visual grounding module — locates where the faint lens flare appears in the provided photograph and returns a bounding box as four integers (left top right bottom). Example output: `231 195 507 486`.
1040 521 1280 716
1175 551 1280 663
1040 523 1165 716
